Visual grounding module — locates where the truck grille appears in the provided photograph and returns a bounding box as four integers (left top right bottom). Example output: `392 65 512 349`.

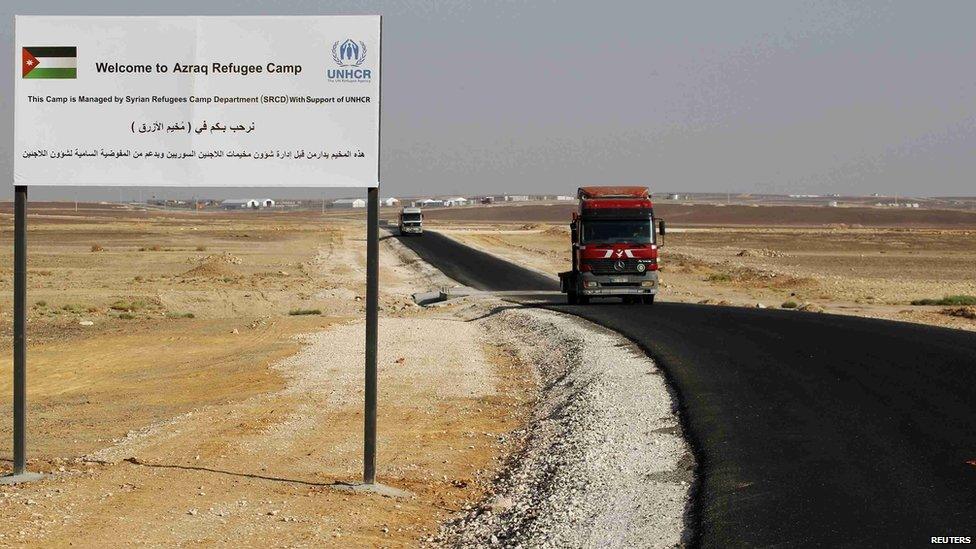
586 259 642 274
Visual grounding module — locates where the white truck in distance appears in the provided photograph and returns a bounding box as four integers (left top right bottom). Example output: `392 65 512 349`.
399 207 423 235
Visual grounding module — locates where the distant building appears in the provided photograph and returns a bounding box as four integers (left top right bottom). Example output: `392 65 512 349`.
876 202 920 208
261 199 275 208
480 196 496 204
504 195 530 202
221 199 260 209
332 198 366 208
381 197 400 207
414 198 444 208
828 201 839 207
444 197 469 207
555 195 575 201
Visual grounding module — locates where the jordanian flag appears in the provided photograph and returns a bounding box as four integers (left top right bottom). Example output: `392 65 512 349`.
22 46 77 79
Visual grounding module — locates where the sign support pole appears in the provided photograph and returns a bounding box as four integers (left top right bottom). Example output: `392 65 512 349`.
2 185 41 484
362 13 383 488
364 186 379 485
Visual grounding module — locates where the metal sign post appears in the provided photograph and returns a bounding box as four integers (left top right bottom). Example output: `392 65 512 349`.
2 186 42 484
364 186 379 484
362 15 383 487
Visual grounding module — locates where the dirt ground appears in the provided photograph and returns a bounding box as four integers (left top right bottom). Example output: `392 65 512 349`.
430 211 976 331
2 200 974 545
0 204 535 547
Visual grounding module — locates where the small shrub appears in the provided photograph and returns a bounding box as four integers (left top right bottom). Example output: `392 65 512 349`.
134 275 144 282
781 301 798 309
139 245 163 252
196 246 207 252
118 312 136 320
706 273 732 283
34 300 47 307
911 295 976 306
288 308 322 316
90 244 104 252
166 312 195 319
110 300 148 312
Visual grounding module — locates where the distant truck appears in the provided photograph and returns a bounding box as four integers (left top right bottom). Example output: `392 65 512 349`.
398 207 423 235
558 186 665 304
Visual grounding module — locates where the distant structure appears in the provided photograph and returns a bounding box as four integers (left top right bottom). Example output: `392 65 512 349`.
504 195 529 202
332 198 366 208
668 193 681 200
875 202 920 208
414 198 444 208
381 197 400 207
555 195 575 201
221 199 261 209
220 198 276 209
828 201 839 207
444 197 469 207
480 196 496 204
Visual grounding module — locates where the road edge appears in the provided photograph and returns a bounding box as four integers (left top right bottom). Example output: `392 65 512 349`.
387 233 695 546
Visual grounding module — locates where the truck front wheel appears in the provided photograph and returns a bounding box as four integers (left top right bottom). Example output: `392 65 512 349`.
567 291 589 305
642 295 655 305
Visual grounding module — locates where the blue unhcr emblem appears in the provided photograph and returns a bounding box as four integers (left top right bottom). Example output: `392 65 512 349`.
332 39 367 67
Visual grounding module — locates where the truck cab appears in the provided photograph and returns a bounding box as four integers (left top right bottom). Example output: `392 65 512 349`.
398 207 423 235
558 186 666 304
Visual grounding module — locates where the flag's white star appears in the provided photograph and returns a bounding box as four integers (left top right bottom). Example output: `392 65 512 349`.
26 59 33 66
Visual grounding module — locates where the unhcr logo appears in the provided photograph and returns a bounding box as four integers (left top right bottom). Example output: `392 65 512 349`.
332 39 367 67
329 39 371 82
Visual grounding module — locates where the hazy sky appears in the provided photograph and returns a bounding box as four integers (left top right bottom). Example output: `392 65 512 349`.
3 1 975 200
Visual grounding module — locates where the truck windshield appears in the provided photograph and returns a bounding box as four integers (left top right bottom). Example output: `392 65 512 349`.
401 213 422 222
582 219 652 244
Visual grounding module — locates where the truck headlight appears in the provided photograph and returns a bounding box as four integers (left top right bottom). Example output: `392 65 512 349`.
637 263 646 273
585 281 598 288
641 280 656 287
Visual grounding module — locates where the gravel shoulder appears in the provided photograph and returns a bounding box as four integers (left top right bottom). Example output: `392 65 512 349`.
390 231 694 547
435 306 693 548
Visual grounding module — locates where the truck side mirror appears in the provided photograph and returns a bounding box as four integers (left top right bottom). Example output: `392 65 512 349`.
570 223 579 244
658 219 666 236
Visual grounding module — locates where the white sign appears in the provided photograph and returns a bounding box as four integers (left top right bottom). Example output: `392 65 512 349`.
14 16 380 187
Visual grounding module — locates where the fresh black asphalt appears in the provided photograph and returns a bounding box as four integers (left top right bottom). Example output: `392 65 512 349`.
397 231 976 548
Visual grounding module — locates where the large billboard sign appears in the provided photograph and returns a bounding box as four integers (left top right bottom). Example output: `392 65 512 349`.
14 16 380 187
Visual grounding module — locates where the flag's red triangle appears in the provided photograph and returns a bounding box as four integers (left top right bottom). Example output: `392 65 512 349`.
22 48 39 77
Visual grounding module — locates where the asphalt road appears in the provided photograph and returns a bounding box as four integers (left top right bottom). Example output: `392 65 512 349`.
397 231 976 548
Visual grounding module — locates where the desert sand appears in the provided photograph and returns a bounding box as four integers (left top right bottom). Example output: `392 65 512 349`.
0 204 536 546
425 203 976 331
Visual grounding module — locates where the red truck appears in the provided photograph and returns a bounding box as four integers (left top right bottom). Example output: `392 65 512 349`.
558 186 665 305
